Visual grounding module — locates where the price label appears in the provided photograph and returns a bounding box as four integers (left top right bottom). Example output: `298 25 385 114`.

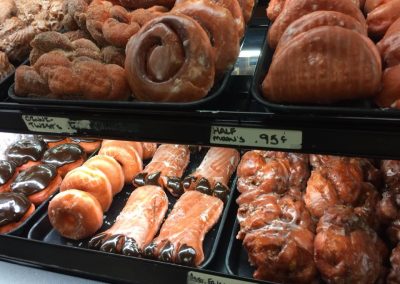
210 126 302 149
187 271 255 284
22 115 91 134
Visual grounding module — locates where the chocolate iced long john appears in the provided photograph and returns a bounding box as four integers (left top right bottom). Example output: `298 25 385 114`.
89 185 168 256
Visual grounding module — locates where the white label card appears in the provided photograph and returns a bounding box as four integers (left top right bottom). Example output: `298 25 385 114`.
187 271 255 284
22 115 91 134
210 126 302 149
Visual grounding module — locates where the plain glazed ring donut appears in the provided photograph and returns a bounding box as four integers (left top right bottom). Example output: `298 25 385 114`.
61 166 113 212
48 189 103 240
125 14 215 102
101 140 144 159
173 0 240 76
84 155 125 195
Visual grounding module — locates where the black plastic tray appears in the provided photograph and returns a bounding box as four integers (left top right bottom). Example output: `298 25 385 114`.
251 24 400 118
28 148 236 269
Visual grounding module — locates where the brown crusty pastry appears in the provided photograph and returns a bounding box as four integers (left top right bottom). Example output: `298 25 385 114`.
375 65 400 108
0 51 15 81
364 0 392 13
262 26 382 105
0 0 17 23
377 17 400 67
62 0 90 31
268 0 366 49
367 0 400 38
237 0 254 23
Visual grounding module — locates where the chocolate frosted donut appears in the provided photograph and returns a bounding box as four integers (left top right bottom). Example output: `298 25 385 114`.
70 138 101 153
11 164 58 196
6 139 47 168
42 144 86 177
39 135 70 148
0 160 16 192
0 192 31 226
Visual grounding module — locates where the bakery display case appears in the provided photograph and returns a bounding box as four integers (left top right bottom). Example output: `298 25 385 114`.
1 0 400 283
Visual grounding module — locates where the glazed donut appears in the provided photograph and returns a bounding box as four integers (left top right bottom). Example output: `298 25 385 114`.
0 161 18 193
70 138 101 153
0 192 35 234
210 0 245 38
142 143 157 160
367 0 400 39
84 155 124 195
173 0 240 76
61 166 113 212
11 164 62 206
99 143 143 183
6 139 47 172
101 140 143 159
39 136 71 148
42 143 86 177
237 0 255 23
48 189 103 240
125 14 215 102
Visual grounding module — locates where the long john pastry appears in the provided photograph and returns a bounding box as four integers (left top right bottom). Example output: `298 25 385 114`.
143 190 223 266
88 185 168 255
133 144 190 196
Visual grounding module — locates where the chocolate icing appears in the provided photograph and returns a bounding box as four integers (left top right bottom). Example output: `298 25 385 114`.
6 139 47 167
39 136 66 143
42 143 84 168
0 192 31 226
0 160 16 186
71 138 99 143
11 164 57 196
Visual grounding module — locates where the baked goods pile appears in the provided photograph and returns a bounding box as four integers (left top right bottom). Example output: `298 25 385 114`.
13 0 254 102
235 151 400 283
262 0 400 110
0 0 64 81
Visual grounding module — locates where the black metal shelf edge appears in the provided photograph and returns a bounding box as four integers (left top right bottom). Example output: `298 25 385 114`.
0 235 260 284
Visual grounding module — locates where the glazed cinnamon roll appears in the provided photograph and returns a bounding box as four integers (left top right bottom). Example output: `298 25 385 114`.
125 14 215 102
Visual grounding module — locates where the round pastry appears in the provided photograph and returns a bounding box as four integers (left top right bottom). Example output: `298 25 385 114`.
84 155 124 195
125 14 215 102
366 0 400 39
60 166 113 212
375 65 400 108
70 138 101 153
173 0 240 76
364 0 391 14
267 0 286 22
0 192 35 234
6 138 47 172
48 189 103 240
142 143 157 160
98 142 143 183
39 136 71 148
42 143 86 177
10 164 62 206
101 140 143 159
0 160 17 193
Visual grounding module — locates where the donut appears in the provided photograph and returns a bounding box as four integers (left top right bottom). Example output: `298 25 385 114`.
42 143 86 177
6 138 47 172
101 140 143 159
99 143 143 183
84 155 124 195
70 138 101 153
11 164 62 205
0 192 35 234
39 135 71 148
61 166 113 212
48 189 103 240
142 143 157 160
0 160 17 193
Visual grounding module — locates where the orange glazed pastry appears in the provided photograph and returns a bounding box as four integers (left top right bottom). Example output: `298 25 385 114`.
377 18 400 67
375 65 400 108
0 192 35 234
125 14 215 102
60 166 113 212
367 0 400 38
262 26 382 104
42 143 86 177
364 0 393 13
89 185 168 255
142 143 157 160
6 139 47 172
237 0 255 23
0 161 17 193
48 189 103 240
268 0 366 49
84 155 124 196
98 141 142 183
266 0 285 22
173 0 240 76
70 138 101 154
11 164 62 206
101 140 143 159
210 0 245 38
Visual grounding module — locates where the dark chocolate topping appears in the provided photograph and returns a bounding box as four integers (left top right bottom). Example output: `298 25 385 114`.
0 192 31 226
42 143 84 168
6 139 47 167
71 138 99 143
0 160 16 186
39 136 66 143
11 164 57 196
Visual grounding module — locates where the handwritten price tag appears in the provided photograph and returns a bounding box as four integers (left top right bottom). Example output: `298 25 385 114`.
187 271 255 284
210 126 302 149
22 115 91 134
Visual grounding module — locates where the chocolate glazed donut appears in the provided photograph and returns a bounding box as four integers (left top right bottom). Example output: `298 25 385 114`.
125 14 215 102
173 0 240 76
